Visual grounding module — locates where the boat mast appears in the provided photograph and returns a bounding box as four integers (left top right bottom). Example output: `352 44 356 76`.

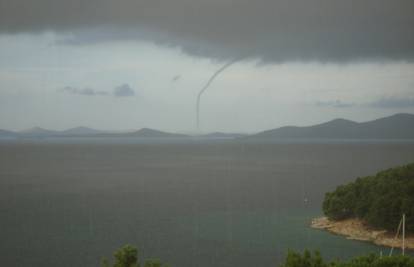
402 213 405 256
389 215 403 257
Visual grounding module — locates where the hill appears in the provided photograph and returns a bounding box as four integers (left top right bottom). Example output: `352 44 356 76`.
322 162 414 233
247 113 414 140
0 129 18 138
125 128 188 138
4 113 414 140
198 132 247 139
99 128 188 138
60 126 106 136
19 127 60 137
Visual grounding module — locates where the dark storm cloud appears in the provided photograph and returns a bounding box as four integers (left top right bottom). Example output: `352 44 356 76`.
1 0 413 62
368 96 414 108
316 100 355 108
113 84 135 97
59 86 108 96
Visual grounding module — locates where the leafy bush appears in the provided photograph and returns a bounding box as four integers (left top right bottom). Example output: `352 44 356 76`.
101 245 168 267
279 250 414 267
279 250 327 267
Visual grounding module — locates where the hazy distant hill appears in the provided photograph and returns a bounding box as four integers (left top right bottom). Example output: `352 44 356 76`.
4 113 414 140
0 126 198 139
198 132 248 139
248 113 414 140
0 129 18 138
19 127 60 137
99 128 188 138
60 126 106 136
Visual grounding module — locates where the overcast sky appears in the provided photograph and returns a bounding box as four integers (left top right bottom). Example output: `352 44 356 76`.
0 0 413 133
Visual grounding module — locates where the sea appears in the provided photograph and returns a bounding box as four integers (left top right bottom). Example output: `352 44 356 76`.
1 138 413 266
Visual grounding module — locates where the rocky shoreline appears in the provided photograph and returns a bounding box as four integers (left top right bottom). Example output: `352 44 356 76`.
311 217 414 250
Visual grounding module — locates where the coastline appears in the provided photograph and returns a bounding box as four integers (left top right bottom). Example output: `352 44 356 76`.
311 217 414 250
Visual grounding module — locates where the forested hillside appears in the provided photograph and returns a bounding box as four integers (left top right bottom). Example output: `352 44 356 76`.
323 163 414 232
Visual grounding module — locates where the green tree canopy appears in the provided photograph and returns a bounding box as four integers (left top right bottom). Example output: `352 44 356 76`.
279 250 414 267
322 163 414 232
101 245 167 267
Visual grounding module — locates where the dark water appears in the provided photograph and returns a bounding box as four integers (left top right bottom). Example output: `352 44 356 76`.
0 142 413 267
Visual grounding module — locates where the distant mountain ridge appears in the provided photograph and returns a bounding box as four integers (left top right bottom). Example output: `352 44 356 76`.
0 129 17 138
17 126 106 137
60 126 106 136
247 113 414 140
0 127 188 139
1 114 413 140
198 132 248 139
19 127 60 136
96 128 188 138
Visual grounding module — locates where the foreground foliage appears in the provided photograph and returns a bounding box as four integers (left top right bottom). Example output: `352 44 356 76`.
101 245 168 267
280 250 414 267
322 162 414 232
104 245 414 267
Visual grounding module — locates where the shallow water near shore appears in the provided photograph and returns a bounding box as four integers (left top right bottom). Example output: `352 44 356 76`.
1 141 413 266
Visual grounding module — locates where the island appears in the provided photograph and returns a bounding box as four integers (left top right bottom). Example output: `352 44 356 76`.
311 163 414 250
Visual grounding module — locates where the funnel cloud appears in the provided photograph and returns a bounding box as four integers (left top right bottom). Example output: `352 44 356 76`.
196 59 242 131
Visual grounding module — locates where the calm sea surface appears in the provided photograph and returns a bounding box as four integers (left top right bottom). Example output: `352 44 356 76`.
1 141 413 266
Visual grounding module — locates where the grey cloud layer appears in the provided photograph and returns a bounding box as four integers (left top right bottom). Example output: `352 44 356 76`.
316 96 414 109
59 87 108 96
114 84 135 97
1 0 413 62
59 85 136 97
316 100 355 108
369 96 414 108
